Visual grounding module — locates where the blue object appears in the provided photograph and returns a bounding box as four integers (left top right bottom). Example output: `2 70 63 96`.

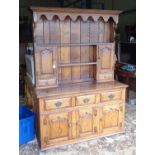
19 105 35 145
121 64 136 72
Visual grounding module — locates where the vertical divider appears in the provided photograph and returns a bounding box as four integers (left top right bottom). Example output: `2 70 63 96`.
70 18 72 81
80 18 81 80
49 20 51 44
59 18 62 82
88 18 90 78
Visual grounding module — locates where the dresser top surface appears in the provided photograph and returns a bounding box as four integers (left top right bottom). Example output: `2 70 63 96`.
30 7 122 15
35 81 127 98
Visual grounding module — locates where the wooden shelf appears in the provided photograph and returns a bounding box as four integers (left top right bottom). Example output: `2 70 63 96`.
37 42 114 47
58 62 97 67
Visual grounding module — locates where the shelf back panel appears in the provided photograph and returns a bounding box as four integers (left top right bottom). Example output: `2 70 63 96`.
34 17 115 46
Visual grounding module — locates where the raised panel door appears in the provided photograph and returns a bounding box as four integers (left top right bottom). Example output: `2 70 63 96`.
35 46 58 88
76 107 99 138
97 43 114 82
40 112 72 147
99 103 124 133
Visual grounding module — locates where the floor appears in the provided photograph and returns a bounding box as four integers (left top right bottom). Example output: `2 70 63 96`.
19 91 136 155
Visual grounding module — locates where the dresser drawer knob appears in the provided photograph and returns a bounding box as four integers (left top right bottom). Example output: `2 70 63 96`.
83 98 90 103
55 101 62 107
108 94 114 100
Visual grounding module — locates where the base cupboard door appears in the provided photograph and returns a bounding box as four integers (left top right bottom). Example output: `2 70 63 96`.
99 103 124 133
40 111 72 148
76 107 100 138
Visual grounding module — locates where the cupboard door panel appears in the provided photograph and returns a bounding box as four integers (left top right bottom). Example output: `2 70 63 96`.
97 44 114 82
100 103 124 133
76 107 99 138
35 47 58 88
40 112 72 147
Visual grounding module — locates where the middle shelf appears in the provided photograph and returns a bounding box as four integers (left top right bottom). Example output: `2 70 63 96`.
58 62 97 67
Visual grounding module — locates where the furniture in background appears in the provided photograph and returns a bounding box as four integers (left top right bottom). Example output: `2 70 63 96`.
117 42 136 65
25 7 127 150
115 63 136 102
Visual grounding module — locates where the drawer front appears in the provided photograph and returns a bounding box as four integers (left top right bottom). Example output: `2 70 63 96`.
76 94 96 106
98 72 113 82
101 90 122 102
45 97 72 110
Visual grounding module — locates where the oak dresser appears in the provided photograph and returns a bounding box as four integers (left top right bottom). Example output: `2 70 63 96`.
25 7 128 150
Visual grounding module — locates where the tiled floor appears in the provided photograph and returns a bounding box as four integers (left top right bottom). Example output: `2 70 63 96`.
19 91 136 155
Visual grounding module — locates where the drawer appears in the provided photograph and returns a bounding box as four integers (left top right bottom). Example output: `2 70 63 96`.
45 97 72 110
101 90 122 102
98 73 113 81
76 94 96 106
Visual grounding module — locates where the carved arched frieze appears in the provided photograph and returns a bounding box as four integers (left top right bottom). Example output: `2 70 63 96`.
35 12 119 24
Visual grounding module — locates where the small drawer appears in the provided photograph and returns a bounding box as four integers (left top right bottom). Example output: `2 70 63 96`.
76 94 96 106
45 97 72 110
101 90 122 102
98 73 113 81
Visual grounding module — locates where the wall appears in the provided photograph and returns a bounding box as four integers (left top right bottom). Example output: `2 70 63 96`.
112 0 136 41
19 0 60 20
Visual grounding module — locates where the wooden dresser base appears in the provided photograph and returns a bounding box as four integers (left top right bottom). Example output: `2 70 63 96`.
27 81 128 150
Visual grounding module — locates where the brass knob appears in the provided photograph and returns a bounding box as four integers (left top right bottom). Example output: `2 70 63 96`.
83 98 90 103
55 101 62 107
108 94 114 100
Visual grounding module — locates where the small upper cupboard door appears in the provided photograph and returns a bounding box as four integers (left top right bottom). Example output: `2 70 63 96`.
35 46 58 88
76 107 99 138
97 43 114 82
40 112 72 148
99 103 124 133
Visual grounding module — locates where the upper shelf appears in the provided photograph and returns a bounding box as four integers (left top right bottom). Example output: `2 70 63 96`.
35 42 114 47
